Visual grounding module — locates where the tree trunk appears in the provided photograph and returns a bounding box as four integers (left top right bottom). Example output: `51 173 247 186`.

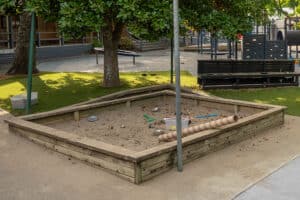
102 19 123 87
6 12 38 75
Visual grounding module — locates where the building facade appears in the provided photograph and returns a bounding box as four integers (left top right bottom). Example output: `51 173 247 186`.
0 15 95 49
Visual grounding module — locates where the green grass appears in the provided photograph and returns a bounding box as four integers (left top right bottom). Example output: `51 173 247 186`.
0 71 197 115
4 71 299 117
209 87 300 116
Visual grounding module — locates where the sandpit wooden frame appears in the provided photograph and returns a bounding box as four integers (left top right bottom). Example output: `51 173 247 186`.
5 88 286 184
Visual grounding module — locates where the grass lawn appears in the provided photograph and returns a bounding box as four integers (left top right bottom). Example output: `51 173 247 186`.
209 87 300 116
0 71 197 115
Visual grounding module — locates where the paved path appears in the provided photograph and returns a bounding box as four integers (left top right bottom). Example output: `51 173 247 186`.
1 109 300 199
235 156 300 200
1 49 236 74
37 50 230 76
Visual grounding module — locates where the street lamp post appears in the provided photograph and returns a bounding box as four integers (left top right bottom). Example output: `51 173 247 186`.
173 0 183 172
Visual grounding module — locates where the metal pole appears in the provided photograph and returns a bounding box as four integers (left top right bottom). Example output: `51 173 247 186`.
200 29 204 54
173 0 183 172
235 40 238 60
8 16 13 49
284 18 288 58
228 39 232 59
210 34 213 60
214 37 218 60
37 32 41 47
197 31 200 54
26 12 35 114
170 35 174 84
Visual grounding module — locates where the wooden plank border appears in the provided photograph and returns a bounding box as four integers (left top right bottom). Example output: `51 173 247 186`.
5 89 286 184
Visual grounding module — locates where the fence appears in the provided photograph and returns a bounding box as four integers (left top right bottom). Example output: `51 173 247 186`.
0 44 92 65
0 31 97 49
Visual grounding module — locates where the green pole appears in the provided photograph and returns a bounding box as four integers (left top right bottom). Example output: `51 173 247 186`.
26 12 35 114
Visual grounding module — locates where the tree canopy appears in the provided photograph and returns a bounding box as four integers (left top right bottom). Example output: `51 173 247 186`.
1 0 173 86
38 0 172 87
181 0 272 39
1 0 287 85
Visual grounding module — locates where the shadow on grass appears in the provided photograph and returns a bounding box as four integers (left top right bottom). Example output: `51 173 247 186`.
0 72 172 115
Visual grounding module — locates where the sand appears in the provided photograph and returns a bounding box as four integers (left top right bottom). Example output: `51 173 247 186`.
48 97 257 151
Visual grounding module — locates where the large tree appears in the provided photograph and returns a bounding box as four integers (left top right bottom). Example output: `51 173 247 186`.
0 0 39 74
54 0 171 87
1 0 171 87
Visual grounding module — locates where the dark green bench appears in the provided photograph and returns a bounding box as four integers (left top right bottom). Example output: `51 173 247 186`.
198 60 300 89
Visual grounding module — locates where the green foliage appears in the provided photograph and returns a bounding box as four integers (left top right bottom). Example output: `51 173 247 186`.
0 0 24 15
51 0 172 41
180 0 213 32
2 0 172 42
1 0 174 87
125 0 172 41
284 0 299 15
296 22 300 30
92 39 103 48
0 0 60 20
57 1 102 38
266 0 300 16
119 37 135 50
28 0 60 22
180 0 272 39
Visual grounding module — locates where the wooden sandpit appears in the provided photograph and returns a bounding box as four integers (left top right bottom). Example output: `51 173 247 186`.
5 86 286 184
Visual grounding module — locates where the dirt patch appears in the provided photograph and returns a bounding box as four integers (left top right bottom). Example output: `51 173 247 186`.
48 97 258 151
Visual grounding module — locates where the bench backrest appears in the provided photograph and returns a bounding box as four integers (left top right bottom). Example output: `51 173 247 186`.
198 60 294 74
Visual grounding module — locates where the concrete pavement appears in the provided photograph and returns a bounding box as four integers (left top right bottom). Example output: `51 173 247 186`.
37 50 230 76
235 156 300 200
1 107 300 199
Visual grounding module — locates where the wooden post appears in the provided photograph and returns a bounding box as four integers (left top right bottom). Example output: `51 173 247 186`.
74 111 80 121
234 105 239 115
